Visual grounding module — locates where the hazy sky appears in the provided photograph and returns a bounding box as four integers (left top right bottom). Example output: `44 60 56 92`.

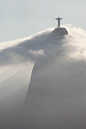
0 0 86 42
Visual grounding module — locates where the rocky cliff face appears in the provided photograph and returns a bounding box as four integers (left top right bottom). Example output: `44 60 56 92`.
52 27 68 36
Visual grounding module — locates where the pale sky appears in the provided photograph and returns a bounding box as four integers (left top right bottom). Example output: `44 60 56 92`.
0 0 86 42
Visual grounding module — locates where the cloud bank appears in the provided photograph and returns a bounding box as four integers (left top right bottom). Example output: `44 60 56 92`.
0 25 86 129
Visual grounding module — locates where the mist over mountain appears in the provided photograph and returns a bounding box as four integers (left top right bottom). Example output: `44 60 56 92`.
0 25 86 129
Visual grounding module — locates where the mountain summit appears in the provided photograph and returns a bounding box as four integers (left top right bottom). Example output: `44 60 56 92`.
52 17 68 36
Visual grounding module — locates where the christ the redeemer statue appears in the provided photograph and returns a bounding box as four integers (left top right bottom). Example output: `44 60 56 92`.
55 17 63 27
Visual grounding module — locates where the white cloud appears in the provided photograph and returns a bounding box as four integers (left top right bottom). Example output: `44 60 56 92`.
0 25 86 129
